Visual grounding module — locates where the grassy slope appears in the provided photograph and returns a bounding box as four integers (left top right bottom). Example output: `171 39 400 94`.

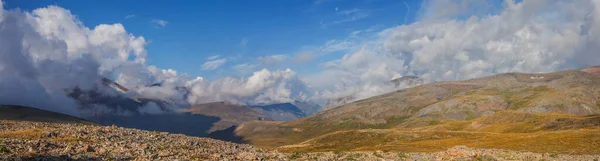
280 111 600 154
0 105 96 125
236 70 600 154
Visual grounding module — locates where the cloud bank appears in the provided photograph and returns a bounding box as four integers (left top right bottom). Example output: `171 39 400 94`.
307 0 600 103
0 1 310 116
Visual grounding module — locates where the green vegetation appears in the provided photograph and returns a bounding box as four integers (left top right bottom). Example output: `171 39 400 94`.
496 85 555 110
397 152 407 158
550 153 558 158
288 153 302 160
0 145 10 153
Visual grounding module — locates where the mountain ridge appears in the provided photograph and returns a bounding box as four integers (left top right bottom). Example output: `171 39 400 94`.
234 68 600 153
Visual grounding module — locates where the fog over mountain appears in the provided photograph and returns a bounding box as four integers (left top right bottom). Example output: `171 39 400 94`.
1 0 600 115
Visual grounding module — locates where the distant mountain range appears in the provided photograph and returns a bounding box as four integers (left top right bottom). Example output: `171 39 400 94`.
63 78 316 142
5 67 600 154
235 67 600 152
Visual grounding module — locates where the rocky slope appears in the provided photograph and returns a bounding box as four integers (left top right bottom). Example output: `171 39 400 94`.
2 120 598 161
235 69 600 153
0 120 285 160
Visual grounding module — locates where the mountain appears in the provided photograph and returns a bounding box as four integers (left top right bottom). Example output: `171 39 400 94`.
291 101 321 116
235 68 600 154
0 105 95 125
581 66 600 76
184 102 271 132
70 78 180 117
322 75 424 111
249 103 306 121
68 78 275 142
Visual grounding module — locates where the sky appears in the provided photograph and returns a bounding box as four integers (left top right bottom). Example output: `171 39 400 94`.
4 0 420 79
1 0 599 116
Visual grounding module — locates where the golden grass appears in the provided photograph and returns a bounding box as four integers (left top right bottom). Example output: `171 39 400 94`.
276 111 600 154
282 129 600 155
0 128 95 145
0 129 45 139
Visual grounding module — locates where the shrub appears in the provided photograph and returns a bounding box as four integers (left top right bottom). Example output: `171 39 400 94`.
288 153 302 160
0 146 10 153
397 152 407 158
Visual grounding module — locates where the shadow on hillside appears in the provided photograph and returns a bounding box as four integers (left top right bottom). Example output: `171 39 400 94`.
90 113 249 144
12 155 108 161
208 125 246 143
91 112 221 137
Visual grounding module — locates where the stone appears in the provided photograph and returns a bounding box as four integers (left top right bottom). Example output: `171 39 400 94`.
82 144 95 152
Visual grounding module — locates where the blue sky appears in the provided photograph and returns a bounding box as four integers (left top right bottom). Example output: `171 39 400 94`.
5 0 420 80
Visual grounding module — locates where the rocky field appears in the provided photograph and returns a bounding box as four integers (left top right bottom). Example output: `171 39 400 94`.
1 120 599 161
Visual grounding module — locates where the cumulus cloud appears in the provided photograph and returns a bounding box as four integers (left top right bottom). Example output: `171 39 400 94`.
257 54 288 65
0 2 148 116
151 19 168 27
307 0 600 105
201 58 227 70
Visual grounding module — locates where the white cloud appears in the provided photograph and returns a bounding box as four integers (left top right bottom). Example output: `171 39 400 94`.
186 68 310 105
206 55 221 60
0 2 148 116
325 9 370 26
307 0 600 105
257 54 288 65
201 58 227 70
125 14 135 19
320 39 354 52
151 19 168 27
